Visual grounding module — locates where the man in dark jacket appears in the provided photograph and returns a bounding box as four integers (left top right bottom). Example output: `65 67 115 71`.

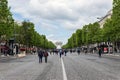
98 47 102 58
77 49 81 55
38 49 43 63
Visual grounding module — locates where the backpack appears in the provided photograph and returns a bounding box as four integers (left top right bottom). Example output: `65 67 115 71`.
44 52 48 57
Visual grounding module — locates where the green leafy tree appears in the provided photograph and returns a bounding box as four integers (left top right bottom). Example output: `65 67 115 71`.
75 29 82 47
112 0 120 41
63 22 100 48
0 0 14 41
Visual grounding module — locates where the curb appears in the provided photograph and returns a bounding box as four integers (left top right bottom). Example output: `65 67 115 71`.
17 53 26 58
104 54 120 57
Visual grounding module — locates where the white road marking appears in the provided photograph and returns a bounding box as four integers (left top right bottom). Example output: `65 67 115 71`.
61 58 68 80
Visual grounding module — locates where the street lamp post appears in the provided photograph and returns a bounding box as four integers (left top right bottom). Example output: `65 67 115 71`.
13 20 17 55
10 20 16 44
107 37 110 54
44 36 45 49
12 20 18 55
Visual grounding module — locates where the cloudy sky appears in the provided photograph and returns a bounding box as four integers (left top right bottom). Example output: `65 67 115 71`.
8 0 112 45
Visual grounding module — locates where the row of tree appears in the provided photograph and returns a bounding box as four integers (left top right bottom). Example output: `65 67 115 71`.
62 0 120 49
13 21 56 49
0 0 56 49
62 22 101 48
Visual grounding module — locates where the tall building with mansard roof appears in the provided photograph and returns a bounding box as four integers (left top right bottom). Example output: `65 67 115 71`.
98 10 112 28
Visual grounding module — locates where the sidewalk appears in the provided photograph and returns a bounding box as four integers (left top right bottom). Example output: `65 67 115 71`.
0 55 17 62
0 53 26 62
104 53 120 57
89 52 120 59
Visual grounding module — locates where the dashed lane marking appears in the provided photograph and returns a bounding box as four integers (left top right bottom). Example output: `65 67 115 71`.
61 58 68 80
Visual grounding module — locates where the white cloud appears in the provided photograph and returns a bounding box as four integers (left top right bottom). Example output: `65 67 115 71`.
46 34 66 45
8 0 112 44
40 21 59 31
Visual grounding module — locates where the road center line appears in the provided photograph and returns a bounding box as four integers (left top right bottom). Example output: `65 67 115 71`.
61 58 68 80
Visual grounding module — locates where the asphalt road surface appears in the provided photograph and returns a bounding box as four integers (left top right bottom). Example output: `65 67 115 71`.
0 53 120 80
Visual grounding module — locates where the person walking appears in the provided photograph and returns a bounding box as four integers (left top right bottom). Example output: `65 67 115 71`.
38 49 43 63
44 50 49 63
64 49 67 56
59 49 63 58
98 47 102 58
77 48 81 55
